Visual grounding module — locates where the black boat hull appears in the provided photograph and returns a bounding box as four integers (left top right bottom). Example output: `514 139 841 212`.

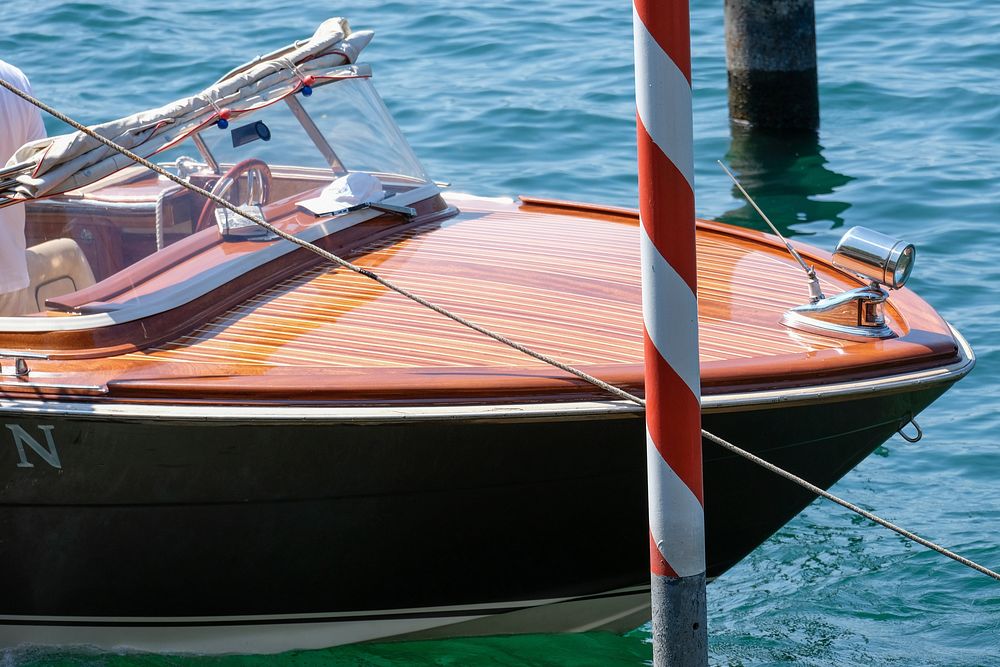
0 376 955 653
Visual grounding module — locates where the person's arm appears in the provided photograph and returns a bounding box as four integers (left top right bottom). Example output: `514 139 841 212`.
22 77 46 143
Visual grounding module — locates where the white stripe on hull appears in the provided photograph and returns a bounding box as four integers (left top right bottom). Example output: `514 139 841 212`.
0 588 653 656
0 615 477 656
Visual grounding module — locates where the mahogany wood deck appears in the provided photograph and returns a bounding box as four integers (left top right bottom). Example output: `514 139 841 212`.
0 194 959 404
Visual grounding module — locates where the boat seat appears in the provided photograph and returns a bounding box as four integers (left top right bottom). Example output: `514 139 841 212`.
25 237 97 312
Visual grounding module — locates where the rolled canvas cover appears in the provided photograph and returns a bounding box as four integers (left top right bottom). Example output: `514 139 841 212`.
0 18 372 206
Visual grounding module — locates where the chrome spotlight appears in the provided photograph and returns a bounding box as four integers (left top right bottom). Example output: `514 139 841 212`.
781 227 916 341
833 227 915 290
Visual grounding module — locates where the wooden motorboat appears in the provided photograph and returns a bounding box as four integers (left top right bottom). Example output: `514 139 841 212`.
0 19 973 654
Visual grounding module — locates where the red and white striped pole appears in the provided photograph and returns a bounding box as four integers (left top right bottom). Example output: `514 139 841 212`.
633 0 707 664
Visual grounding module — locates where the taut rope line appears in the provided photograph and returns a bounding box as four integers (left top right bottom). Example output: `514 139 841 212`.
2 77 996 583
701 429 1000 582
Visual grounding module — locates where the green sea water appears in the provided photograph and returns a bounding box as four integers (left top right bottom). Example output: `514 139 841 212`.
2 1 999 665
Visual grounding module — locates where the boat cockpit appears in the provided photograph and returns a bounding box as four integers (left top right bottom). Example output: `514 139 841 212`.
0 19 450 346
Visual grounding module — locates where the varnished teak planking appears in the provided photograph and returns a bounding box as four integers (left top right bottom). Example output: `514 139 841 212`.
1 194 958 404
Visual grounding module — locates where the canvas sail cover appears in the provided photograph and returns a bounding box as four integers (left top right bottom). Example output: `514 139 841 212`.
0 18 372 208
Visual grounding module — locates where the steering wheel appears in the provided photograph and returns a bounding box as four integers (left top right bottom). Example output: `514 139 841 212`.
195 158 273 232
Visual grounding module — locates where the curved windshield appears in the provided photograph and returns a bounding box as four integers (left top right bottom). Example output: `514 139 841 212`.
185 77 429 183
8 69 437 326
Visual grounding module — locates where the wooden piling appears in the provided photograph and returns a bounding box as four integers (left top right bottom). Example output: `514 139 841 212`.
724 0 819 130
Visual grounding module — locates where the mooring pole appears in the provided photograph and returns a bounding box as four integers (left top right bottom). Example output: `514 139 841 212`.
724 0 819 130
633 0 707 665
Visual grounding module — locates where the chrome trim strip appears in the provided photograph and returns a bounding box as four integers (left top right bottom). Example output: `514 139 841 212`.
0 183 440 333
0 382 106 393
0 350 49 359
0 396 644 422
0 323 973 422
704 321 974 411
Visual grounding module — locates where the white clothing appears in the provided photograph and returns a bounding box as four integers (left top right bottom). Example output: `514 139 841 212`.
0 61 46 293
296 172 386 215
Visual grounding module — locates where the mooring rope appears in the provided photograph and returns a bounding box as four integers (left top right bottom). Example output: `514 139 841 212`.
3 77 997 583
701 429 1000 581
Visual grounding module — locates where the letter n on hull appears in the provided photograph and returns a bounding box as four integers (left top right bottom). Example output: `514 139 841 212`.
6 425 61 469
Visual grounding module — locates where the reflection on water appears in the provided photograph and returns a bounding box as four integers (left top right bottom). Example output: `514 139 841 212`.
718 125 853 238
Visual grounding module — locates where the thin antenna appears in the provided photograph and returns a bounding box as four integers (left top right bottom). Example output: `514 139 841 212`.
717 160 825 303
